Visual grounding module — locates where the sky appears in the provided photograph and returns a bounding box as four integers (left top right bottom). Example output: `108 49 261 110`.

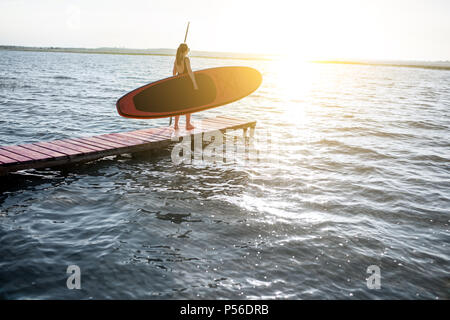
0 0 449 61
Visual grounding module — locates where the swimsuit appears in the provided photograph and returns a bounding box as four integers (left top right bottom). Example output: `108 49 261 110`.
177 58 188 75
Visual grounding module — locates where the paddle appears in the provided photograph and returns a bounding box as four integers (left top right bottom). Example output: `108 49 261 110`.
184 22 190 43
170 22 190 126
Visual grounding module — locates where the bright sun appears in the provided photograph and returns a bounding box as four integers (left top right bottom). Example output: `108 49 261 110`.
268 57 319 125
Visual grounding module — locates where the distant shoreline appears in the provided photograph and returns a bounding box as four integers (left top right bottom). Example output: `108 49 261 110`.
312 60 450 71
0 45 273 62
1 46 449 71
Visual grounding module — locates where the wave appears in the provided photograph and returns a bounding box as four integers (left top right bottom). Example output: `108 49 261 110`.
53 75 76 80
401 120 448 131
314 138 392 159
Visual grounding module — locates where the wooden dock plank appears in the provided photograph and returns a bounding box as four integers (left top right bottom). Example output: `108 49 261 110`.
129 129 174 142
2 146 51 161
21 144 68 159
53 140 100 153
81 136 127 149
0 148 33 162
214 115 257 126
169 122 220 136
127 131 167 141
139 127 173 138
118 132 158 143
0 116 255 175
70 138 114 150
204 117 250 126
203 118 255 131
200 119 228 127
98 133 147 146
58 139 107 152
0 154 18 165
216 115 252 123
197 120 230 130
93 136 131 147
34 141 84 156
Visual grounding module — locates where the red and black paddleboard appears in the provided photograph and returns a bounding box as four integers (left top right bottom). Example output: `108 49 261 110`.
116 66 262 119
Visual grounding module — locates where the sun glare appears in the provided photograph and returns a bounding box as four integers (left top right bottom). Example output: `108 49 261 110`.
268 57 320 125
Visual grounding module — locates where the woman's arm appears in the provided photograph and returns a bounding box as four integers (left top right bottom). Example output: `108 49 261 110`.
185 58 198 90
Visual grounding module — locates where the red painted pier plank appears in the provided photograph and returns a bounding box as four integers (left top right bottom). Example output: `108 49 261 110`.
203 117 243 126
216 115 249 123
70 138 113 150
98 133 147 146
118 132 158 143
203 120 249 131
0 154 18 165
2 145 51 161
127 131 168 142
21 144 67 159
53 140 101 153
197 120 228 130
34 141 82 156
81 136 127 149
0 147 34 162
64 139 108 151
139 127 173 138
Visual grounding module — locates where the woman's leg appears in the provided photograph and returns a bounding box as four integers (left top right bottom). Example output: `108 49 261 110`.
174 115 180 130
186 113 195 130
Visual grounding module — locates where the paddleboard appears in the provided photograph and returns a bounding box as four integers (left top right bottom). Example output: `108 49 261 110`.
116 66 262 119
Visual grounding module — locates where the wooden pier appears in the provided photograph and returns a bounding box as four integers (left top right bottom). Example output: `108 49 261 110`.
0 116 256 175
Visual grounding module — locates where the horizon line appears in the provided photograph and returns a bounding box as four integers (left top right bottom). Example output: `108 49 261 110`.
1 45 450 71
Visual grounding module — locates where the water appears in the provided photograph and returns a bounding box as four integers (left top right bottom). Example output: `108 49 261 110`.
0 50 449 299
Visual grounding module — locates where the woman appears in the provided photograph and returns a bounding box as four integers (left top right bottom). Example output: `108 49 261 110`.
173 43 198 130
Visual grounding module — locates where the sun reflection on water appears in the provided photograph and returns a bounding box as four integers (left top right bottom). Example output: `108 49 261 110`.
267 57 323 127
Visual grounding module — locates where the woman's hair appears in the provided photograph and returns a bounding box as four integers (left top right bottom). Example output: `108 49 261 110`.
176 43 188 65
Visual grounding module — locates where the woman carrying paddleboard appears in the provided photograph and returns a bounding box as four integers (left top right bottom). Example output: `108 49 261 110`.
172 43 198 130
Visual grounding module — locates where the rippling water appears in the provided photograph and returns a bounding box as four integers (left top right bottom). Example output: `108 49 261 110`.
0 50 449 299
